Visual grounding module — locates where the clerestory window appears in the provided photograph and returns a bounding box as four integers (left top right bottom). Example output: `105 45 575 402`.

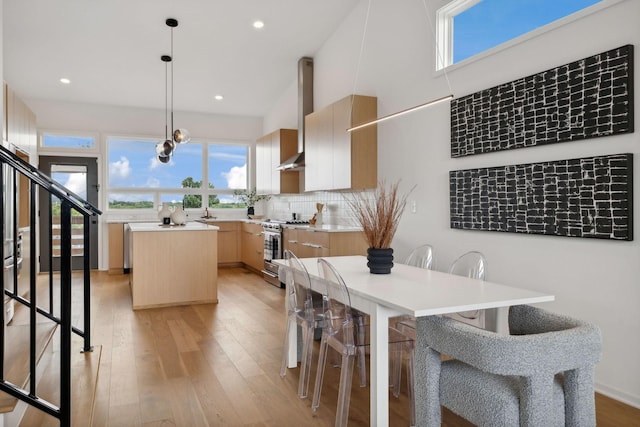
436 0 605 69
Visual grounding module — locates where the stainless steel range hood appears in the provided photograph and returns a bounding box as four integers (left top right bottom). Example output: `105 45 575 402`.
277 57 313 171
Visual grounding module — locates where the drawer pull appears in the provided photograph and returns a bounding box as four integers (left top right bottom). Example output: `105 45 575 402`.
301 243 322 248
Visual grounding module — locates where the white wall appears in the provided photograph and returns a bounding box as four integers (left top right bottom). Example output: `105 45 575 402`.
26 99 263 142
264 0 640 408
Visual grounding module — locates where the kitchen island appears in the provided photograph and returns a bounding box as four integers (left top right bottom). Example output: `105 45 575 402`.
128 221 219 309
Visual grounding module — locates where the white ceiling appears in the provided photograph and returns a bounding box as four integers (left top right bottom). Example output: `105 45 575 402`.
3 0 360 118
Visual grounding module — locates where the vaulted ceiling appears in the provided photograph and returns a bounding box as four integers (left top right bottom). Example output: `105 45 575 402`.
3 0 359 117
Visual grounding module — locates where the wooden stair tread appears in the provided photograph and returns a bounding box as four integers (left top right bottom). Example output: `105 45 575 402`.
0 321 58 413
18 340 102 426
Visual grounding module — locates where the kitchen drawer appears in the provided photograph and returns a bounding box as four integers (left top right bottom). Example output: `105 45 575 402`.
241 222 264 272
297 229 329 248
215 222 240 233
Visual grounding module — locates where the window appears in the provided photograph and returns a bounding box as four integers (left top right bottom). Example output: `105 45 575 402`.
106 137 248 210
437 0 604 69
42 134 96 149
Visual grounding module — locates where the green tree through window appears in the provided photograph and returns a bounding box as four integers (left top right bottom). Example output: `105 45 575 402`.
181 177 220 208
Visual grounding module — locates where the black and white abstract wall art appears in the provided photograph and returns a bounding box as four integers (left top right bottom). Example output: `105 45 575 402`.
449 153 633 240
450 45 634 157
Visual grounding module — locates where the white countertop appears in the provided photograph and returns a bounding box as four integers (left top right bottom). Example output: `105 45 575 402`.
128 221 219 232
107 217 359 231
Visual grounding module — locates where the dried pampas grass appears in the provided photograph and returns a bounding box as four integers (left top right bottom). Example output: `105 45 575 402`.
346 181 414 249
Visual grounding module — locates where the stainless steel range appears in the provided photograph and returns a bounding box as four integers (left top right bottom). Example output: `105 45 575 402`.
262 219 309 287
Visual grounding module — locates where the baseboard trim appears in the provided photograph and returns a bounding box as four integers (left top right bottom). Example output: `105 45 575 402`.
596 383 640 409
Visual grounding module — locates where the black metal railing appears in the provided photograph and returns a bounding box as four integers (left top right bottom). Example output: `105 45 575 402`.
0 144 101 426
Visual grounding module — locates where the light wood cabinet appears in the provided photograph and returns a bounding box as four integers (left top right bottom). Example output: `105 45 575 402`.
4 83 37 152
295 229 330 258
283 227 299 255
130 226 218 309
304 107 333 191
108 223 124 274
305 95 377 192
284 227 367 259
256 135 270 194
256 128 300 194
241 222 264 272
213 221 241 265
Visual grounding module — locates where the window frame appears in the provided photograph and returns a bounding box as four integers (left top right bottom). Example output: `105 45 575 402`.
435 0 626 71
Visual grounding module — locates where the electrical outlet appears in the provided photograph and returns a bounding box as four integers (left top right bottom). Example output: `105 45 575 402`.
411 200 417 213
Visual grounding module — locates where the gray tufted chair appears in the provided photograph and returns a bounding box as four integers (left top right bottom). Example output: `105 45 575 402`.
418 304 602 426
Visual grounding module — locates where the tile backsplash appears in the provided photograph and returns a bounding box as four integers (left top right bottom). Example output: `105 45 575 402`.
263 190 374 226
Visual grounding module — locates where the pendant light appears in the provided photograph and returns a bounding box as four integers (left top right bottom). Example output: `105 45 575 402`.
155 54 175 163
155 18 190 163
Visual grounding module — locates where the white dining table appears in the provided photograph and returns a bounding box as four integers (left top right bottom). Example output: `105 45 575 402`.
275 255 555 427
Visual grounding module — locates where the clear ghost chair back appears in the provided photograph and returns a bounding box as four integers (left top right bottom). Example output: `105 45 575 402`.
286 251 315 321
279 250 321 399
404 244 434 270
317 258 355 348
449 250 486 280
448 251 487 323
312 258 358 427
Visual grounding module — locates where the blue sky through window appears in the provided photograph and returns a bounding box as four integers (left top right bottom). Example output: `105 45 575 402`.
108 139 247 191
43 134 95 149
208 144 247 190
453 0 602 64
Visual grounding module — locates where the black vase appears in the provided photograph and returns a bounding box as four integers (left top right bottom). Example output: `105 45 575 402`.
247 206 255 218
367 248 394 274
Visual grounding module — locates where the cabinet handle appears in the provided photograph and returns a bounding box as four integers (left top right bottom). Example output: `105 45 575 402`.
301 243 323 248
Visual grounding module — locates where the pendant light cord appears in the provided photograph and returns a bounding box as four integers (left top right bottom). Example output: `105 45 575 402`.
170 25 175 140
349 0 373 118
165 60 169 141
347 0 455 131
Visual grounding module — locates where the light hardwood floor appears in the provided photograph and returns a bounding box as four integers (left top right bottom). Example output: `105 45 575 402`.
15 267 640 426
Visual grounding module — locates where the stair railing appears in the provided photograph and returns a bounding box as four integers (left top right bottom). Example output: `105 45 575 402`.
0 144 101 426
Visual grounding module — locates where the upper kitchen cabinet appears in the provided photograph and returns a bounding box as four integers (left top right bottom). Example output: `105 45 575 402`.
305 95 377 192
3 83 37 153
256 128 300 194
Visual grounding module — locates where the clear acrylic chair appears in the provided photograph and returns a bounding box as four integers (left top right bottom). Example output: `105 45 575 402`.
393 244 435 331
311 258 412 427
398 250 487 334
279 250 324 399
447 250 487 327
404 244 434 270
391 244 434 425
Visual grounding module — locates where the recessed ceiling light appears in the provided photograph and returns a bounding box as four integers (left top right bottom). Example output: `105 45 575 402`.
252 20 264 29
214 95 224 101
60 78 71 84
